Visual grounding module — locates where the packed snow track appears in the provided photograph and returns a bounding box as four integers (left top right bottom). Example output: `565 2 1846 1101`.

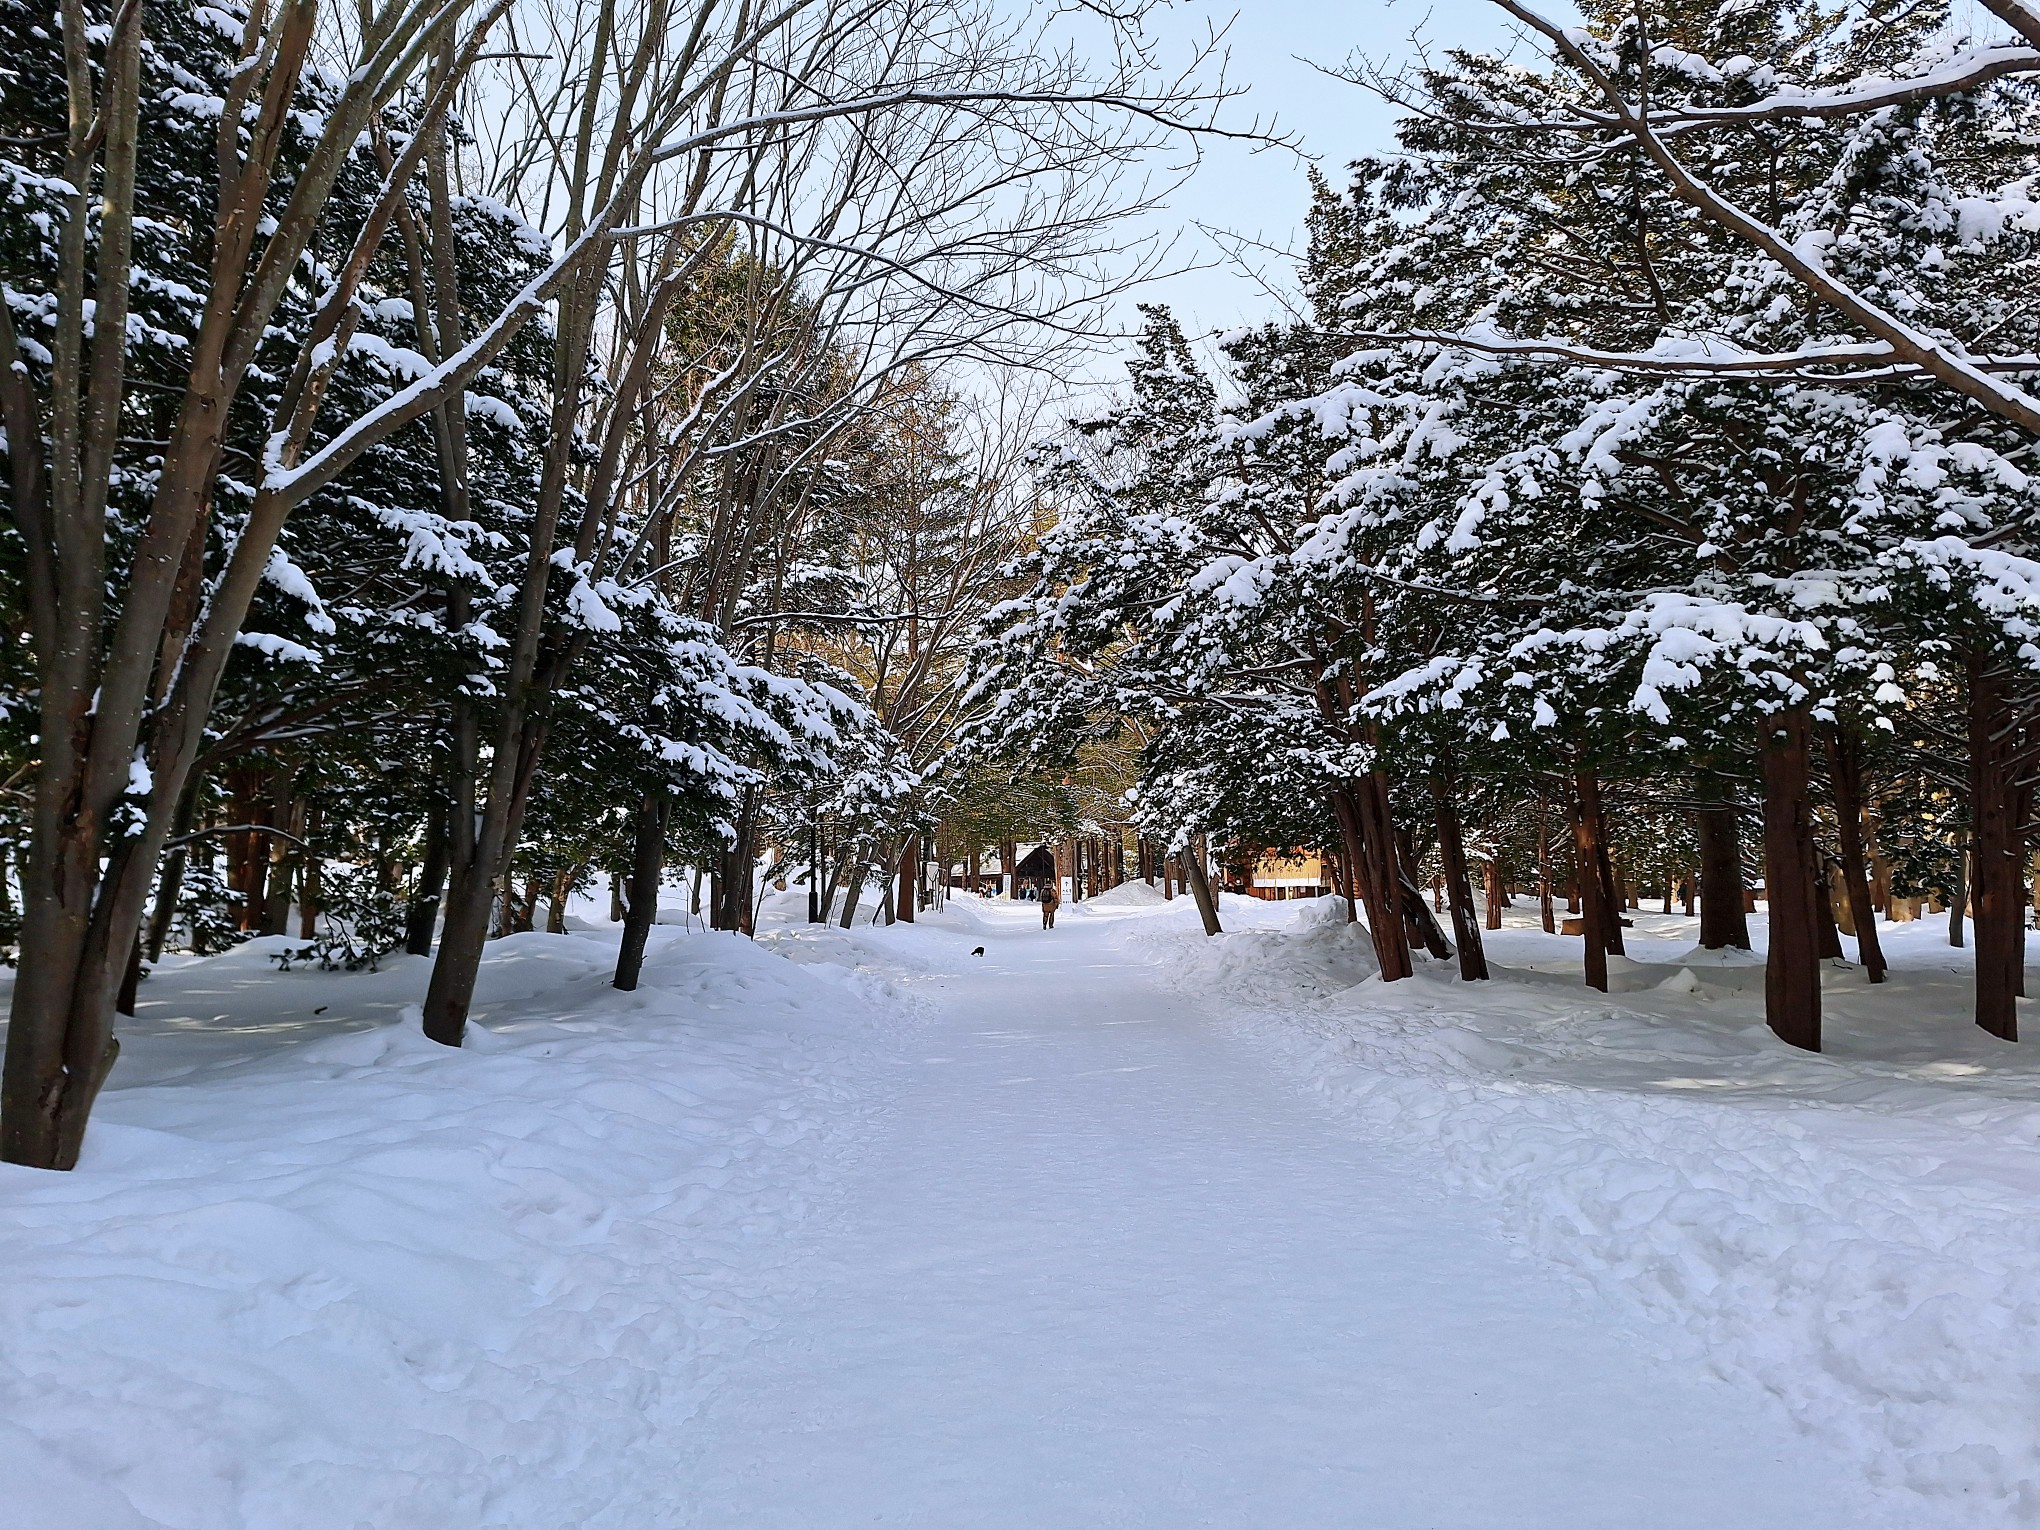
695 894 1895 1528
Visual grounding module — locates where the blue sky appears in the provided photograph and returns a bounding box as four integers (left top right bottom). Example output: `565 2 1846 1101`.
1117 1 1522 340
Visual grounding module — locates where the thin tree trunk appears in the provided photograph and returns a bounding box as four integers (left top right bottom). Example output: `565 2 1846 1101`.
143 777 204 963
1949 849 1969 949
1432 780 1489 981
839 844 868 928
405 799 452 956
614 795 667 992
1759 710 1822 1052
1183 835 1222 936
1536 798 1556 933
1571 770 1611 993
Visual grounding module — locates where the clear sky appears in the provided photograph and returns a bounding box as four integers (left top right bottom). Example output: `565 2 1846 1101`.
1111 0 1524 345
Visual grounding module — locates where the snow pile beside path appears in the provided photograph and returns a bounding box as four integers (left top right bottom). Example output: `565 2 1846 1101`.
1078 879 1169 909
1130 916 2040 1526
0 927 904 1530
1122 895 1381 1003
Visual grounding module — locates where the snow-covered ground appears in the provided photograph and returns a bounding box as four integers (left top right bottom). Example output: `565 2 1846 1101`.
0 920 912 1528
1126 889 2040 1525
2 884 2026 1526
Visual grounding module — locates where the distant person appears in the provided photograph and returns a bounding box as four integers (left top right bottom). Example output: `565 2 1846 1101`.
1041 879 1060 930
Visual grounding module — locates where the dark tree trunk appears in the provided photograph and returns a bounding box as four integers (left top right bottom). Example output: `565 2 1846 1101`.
1332 785 1410 980
614 794 667 992
838 843 868 928
1536 798 1556 933
1970 658 2029 1040
1432 779 1489 981
809 816 824 923
896 832 919 923
143 776 204 963
404 799 451 956
1759 710 1823 1052
1484 858 1504 931
1395 830 1453 960
1183 835 1223 936
1575 765 1623 957
1571 770 1612 993
1695 779 1752 950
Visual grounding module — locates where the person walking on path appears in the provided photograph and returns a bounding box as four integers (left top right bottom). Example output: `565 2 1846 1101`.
1041 879 1061 930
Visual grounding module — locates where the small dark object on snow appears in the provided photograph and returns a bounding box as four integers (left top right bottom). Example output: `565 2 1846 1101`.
971 946 985 956
313 1006 328 1015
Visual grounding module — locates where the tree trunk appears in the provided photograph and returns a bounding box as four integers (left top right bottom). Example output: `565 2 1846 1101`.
1332 785 1410 980
1948 849 1969 949
1183 835 1223 936
1536 799 1556 933
1483 857 1504 931
1432 780 1489 981
614 794 667 992
545 867 574 934
1571 770 1612 993
1695 780 1752 950
1395 830 1453 960
1575 765 1623 957
1759 710 1822 1052
1969 657 2028 1040
405 800 452 956
143 778 204 963
896 833 919 923
839 844 868 928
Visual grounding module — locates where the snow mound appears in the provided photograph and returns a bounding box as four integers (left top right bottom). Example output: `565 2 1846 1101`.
1077 878 1169 909
0 926 901 1529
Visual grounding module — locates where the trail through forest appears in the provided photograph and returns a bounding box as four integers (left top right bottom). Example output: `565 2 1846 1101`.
680 898 1896 1528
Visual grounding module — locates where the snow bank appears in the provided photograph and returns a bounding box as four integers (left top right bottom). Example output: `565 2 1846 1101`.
0 927 908 1529
1120 904 2040 1527
1076 878 1170 909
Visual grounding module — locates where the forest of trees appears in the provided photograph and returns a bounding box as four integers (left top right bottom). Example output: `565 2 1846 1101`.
14 0 2040 1172
0 0 1237 1169
974 0 2040 1057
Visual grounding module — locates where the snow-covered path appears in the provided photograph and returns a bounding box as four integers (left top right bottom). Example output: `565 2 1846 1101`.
682 901 1892 1528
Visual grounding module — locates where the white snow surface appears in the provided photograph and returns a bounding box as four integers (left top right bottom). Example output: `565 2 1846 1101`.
1 884 2018 1526
1129 892 2040 1526
0 924 911 1529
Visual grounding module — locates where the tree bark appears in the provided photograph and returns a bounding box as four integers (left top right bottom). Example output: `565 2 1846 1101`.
1695 779 1752 950
1536 798 1556 933
1571 770 1612 993
1759 710 1822 1052
896 833 919 923
1432 780 1489 981
1969 657 2029 1040
614 794 667 992
1331 785 1410 980
1574 765 1623 958
1183 835 1223 936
